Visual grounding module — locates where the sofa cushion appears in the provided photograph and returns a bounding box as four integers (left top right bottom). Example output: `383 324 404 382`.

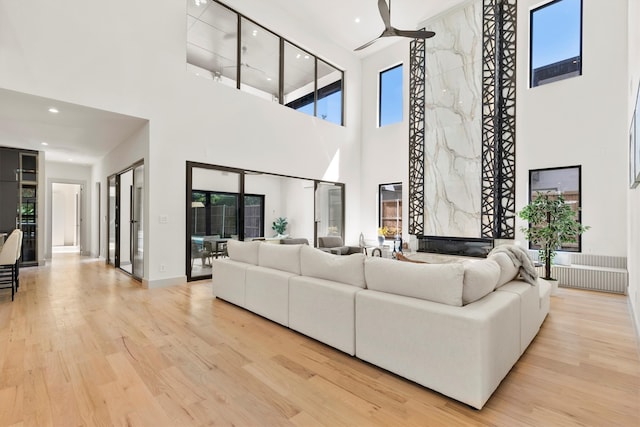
258 243 302 274
364 257 464 306
489 252 520 288
319 236 344 248
300 245 366 288
226 239 260 265
462 259 501 305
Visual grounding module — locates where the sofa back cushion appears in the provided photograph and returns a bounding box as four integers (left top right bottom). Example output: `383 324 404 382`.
489 252 519 288
462 259 501 304
300 245 366 288
364 257 464 306
258 243 302 274
227 239 260 265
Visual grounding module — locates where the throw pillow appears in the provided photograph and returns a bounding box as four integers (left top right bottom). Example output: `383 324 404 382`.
489 252 519 287
462 259 501 304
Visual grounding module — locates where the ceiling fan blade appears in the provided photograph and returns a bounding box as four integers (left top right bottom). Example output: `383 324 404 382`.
378 0 392 29
354 37 381 51
395 29 436 39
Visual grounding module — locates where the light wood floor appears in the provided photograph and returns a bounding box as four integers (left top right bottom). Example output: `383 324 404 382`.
0 254 638 426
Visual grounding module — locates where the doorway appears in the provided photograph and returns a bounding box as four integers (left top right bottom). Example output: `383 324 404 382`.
106 161 144 280
51 183 82 254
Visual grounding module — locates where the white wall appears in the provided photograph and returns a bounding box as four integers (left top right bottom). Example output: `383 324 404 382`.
0 0 362 286
515 0 629 258
45 161 91 258
51 183 80 246
627 0 640 336
360 41 410 244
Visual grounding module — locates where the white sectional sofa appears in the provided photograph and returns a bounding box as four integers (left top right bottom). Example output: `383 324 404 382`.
212 240 551 409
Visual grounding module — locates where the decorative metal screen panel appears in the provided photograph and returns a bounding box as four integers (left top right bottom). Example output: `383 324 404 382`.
408 37 426 235
480 0 517 238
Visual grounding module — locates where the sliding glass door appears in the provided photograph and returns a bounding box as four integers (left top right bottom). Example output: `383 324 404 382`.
106 161 144 281
187 162 344 281
189 167 241 280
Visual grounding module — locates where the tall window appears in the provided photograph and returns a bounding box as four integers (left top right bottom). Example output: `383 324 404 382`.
379 64 403 127
379 183 402 238
530 0 582 88
528 166 582 251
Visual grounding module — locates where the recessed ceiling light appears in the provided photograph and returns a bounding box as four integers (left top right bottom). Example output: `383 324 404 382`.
41 142 48 146
48 107 59 113
296 53 301 59
68 158 73 162
355 17 361 23
252 30 258 37
304 55 310 59
266 77 272 81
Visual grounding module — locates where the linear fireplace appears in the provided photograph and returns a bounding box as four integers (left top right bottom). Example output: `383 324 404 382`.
417 235 494 258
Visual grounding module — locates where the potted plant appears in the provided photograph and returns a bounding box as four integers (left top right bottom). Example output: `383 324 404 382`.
272 217 288 237
519 192 589 282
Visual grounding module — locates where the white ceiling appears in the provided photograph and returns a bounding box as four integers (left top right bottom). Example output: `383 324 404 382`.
265 0 465 56
0 89 147 165
0 0 464 166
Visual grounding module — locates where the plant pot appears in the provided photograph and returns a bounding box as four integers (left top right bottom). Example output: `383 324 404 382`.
544 278 559 296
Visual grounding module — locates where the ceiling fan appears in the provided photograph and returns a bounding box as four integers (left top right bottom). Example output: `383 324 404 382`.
354 0 436 51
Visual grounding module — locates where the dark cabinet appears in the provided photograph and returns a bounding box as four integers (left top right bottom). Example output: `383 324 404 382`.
0 181 18 233
0 148 19 182
0 147 38 265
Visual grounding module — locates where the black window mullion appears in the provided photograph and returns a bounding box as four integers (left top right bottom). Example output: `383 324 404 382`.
236 15 241 90
278 38 284 104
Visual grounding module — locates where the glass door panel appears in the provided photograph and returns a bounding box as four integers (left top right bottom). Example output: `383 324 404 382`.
131 164 144 280
315 182 344 246
189 167 240 280
107 175 116 265
119 170 132 274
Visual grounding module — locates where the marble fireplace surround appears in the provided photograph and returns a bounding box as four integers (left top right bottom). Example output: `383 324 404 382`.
409 0 517 247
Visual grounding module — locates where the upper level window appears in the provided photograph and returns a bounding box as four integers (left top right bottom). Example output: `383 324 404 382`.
186 0 345 126
379 64 403 127
530 0 582 88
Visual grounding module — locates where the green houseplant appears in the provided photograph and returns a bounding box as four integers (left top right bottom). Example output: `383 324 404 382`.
272 217 288 236
519 192 589 280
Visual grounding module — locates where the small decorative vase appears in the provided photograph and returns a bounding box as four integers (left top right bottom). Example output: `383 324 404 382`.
377 235 385 246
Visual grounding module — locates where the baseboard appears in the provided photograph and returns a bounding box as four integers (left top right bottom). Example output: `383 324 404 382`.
142 275 187 289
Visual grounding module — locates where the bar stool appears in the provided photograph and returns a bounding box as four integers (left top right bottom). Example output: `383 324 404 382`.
0 231 20 301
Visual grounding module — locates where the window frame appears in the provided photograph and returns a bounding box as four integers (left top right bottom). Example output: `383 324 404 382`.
378 183 403 239
529 0 583 88
378 64 404 127
186 0 345 126
527 165 583 252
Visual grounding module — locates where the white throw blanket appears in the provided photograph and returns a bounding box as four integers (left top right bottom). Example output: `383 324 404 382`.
489 245 539 286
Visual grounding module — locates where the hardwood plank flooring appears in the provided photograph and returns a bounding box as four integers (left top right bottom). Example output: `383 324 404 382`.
0 254 638 426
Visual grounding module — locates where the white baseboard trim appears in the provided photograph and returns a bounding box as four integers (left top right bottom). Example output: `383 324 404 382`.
143 275 187 289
